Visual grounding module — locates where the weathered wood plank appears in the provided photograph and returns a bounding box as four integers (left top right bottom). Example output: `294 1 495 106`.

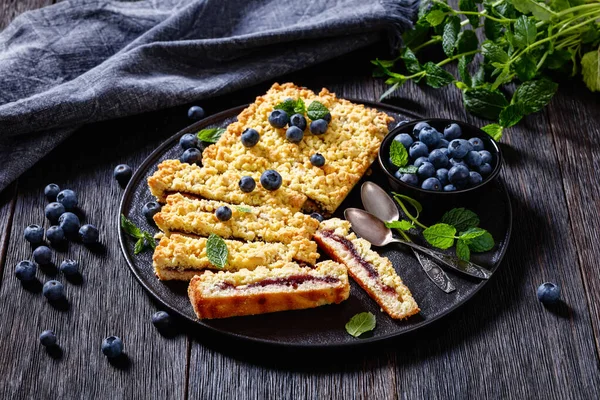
0 183 17 286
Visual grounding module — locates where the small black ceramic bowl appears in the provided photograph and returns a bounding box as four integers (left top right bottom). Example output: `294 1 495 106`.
378 119 502 199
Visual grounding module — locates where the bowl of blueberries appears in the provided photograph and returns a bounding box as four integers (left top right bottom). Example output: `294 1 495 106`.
378 119 502 196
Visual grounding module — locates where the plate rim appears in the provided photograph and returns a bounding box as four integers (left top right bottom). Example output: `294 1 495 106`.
117 99 513 349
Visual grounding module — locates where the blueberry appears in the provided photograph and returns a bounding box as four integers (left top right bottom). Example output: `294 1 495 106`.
58 212 80 236
289 114 307 131
142 202 161 222
436 168 449 186
444 184 457 192
79 224 99 244
436 139 449 149
444 123 462 140
448 165 470 184
57 189 78 210
419 127 440 149
15 260 36 282
537 282 560 305
417 162 436 180
44 184 60 202
414 156 429 168
310 153 325 167
33 246 52 265
238 176 256 193
310 212 324 222
39 330 57 347
394 133 413 149
412 122 430 137
409 141 429 159
114 164 133 186
101 336 124 358
309 119 328 135
45 202 65 223
449 158 468 168
268 109 289 128
464 151 483 168
396 172 419 187
215 206 232 222
321 113 332 123
46 226 65 245
468 171 483 186
421 177 442 191
152 311 172 331
260 170 282 191
448 139 473 159
428 149 449 169
187 105 205 120
179 133 199 150
24 224 44 244
60 259 79 276
479 150 492 164
478 163 493 176
438 147 449 157
43 280 64 301
241 128 260 147
469 137 484 151
286 126 304 143
180 148 202 165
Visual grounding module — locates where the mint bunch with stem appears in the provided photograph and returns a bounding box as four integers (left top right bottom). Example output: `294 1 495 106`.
372 0 600 141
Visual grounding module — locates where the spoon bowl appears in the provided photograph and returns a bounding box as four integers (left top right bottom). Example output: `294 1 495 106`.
361 181 400 223
343 208 394 247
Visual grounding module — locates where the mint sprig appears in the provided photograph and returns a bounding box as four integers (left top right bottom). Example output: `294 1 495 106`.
274 98 306 116
306 101 330 121
345 312 376 337
389 140 409 167
120 214 156 255
197 127 225 143
206 233 228 269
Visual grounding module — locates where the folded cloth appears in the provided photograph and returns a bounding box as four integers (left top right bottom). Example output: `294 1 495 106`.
0 0 418 191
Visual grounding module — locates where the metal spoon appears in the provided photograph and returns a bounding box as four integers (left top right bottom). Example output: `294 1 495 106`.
344 207 492 280
361 181 456 293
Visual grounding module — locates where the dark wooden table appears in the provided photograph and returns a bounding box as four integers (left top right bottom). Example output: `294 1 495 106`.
2 2 600 399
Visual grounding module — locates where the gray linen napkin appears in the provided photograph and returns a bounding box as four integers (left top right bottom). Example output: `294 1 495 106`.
0 0 418 191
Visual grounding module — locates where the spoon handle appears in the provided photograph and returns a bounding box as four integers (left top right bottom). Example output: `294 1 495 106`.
393 239 492 279
411 250 456 293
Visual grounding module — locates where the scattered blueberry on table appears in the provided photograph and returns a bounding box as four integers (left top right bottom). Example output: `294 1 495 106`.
45 202 66 223
310 153 325 167
39 330 57 347
179 133 199 150
241 128 260 147
215 206 232 222
15 260 36 282
46 226 65 246
44 184 60 202
142 202 161 222
43 280 64 301
268 109 289 128
537 282 561 305
59 212 81 236
101 336 124 358
187 105 205 120
79 224 99 244
33 246 52 265
57 189 78 210
260 170 282 191
59 259 79 276
114 164 133 186
24 224 44 244
152 311 172 331
238 176 256 193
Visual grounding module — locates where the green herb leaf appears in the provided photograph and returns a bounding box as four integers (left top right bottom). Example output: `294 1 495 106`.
423 62 455 88
456 239 471 261
121 214 143 238
484 18 504 42
143 232 157 250
397 165 419 174
425 10 447 27
402 47 422 74
510 0 556 21
512 79 558 114
345 312 376 338
463 87 509 120
379 81 403 100
545 49 572 70
514 54 537 81
466 230 495 252
456 30 479 62
197 127 226 143
274 98 297 115
581 47 600 92
491 66 514 90
481 41 509 64
307 101 331 121
236 205 252 213
442 16 461 57
472 66 486 87
385 220 415 231
390 140 409 167
549 0 583 12
459 0 479 27
392 193 423 217
403 20 431 48
459 227 487 240
134 238 145 255
481 123 504 141
499 103 524 128
294 98 306 114
206 233 228 269
423 223 457 249
440 208 480 232
514 16 537 48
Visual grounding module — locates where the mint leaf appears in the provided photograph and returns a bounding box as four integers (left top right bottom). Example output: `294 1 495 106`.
550 0 583 12
423 223 456 249
581 48 600 92
442 16 460 57
459 227 487 240
425 10 447 27
143 232 156 250
385 220 415 231
481 41 509 64
440 208 480 232
274 99 296 115
207 233 228 269
345 312 376 337
456 30 478 62
423 62 455 88
236 205 252 213
456 239 471 261
458 57 472 87
390 140 409 167
472 66 486 87
514 54 537 81
197 128 225 143
134 238 145 255
484 18 503 42
512 79 558 114
499 104 524 128
397 165 419 174
121 214 143 238
510 0 555 21
402 47 422 74
459 0 479 27
481 124 504 141
294 98 306 114
514 16 537 48
466 230 495 252
463 88 509 120
403 20 431 48
307 101 330 121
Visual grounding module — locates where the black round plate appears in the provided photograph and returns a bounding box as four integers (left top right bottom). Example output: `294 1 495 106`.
118 101 512 348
